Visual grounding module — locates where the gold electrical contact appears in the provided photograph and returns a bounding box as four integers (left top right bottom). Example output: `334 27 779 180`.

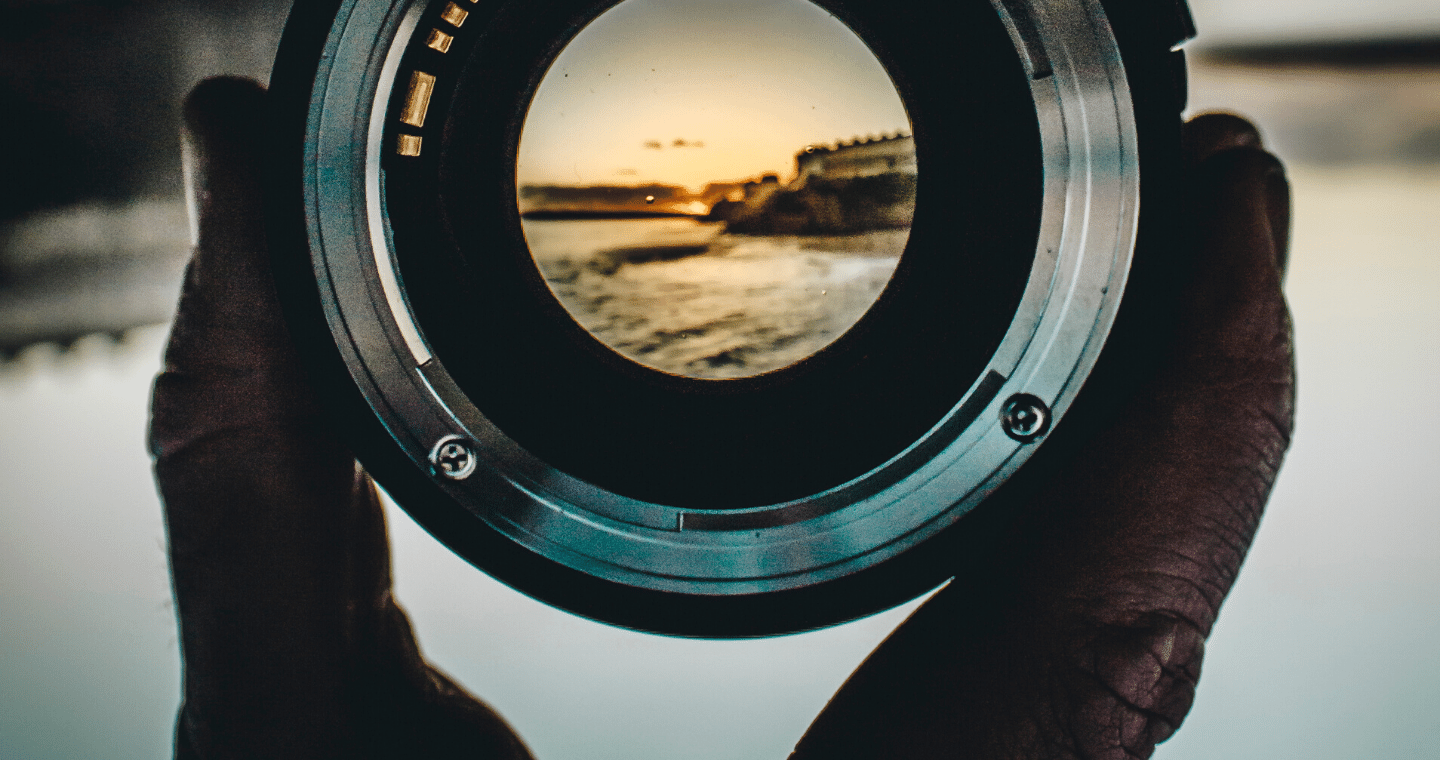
440 2 468 27
426 29 454 53
396 134 423 156
400 71 437 127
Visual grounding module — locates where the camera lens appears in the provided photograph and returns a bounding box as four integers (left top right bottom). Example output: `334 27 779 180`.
391 0 1041 511
269 0 1184 634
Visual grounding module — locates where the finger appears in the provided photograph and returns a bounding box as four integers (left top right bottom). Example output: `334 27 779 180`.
794 142 1294 759
153 77 533 760
1005 143 1294 758
152 76 395 756
1182 112 1264 165
152 76 321 451
1181 113 1289 276
1195 145 1291 279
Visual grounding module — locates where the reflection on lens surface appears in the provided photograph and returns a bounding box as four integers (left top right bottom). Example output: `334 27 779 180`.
517 0 914 378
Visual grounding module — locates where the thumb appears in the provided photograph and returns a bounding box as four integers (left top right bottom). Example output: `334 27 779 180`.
152 76 314 451
151 76 394 757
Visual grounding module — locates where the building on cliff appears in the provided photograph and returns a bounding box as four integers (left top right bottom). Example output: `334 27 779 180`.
794 133 915 185
703 136 917 233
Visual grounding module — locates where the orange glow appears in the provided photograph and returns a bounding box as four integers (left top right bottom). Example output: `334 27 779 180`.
516 0 910 192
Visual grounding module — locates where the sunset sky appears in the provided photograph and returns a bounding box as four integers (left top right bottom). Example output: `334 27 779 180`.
515 0 912 191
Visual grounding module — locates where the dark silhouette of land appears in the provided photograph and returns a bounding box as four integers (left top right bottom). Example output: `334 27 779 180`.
518 134 917 235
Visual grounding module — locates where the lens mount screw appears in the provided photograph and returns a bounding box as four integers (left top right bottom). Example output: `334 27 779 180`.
429 435 478 480
1001 394 1051 443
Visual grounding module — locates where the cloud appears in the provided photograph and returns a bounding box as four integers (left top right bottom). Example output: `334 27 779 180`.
643 138 705 149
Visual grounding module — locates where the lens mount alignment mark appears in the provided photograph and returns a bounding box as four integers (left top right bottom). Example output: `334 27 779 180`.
440 2 468 27
994 0 1053 79
401 71 436 127
426 29 454 53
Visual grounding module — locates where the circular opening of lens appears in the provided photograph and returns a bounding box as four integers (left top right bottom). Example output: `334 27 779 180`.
517 0 915 379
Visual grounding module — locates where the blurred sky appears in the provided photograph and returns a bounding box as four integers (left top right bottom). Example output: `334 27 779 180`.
1190 0 1440 43
516 0 910 190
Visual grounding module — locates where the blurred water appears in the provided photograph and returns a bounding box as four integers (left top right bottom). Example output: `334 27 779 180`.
0 330 180 760
522 218 904 377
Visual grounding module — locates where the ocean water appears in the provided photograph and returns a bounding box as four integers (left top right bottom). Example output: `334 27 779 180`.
520 217 906 378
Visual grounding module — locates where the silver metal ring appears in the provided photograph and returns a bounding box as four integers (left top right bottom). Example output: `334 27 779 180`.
301 0 1139 595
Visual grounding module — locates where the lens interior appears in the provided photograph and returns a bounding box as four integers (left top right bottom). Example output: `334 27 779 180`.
515 0 914 379
382 0 1042 508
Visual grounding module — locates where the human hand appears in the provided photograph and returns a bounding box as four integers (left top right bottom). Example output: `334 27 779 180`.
149 77 533 760
151 73 1290 759
791 113 1293 759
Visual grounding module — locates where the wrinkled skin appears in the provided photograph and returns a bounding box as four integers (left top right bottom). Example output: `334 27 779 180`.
150 78 1292 759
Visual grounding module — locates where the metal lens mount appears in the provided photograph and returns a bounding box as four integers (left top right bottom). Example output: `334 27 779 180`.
270 0 1192 635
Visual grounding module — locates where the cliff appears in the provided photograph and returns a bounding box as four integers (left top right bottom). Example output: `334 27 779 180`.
717 172 916 235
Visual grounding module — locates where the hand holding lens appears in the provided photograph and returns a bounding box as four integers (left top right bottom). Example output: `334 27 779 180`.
267 0 1196 635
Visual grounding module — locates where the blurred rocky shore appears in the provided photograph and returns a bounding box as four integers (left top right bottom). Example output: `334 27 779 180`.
521 133 918 236
705 171 915 235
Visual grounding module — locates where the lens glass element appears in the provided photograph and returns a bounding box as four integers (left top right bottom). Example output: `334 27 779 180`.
516 0 915 378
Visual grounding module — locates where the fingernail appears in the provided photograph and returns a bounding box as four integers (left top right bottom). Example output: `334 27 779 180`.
1154 626 1177 666
181 77 267 223
1265 165 1291 280
181 127 201 247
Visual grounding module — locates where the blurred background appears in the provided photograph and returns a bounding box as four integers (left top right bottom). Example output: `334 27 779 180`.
3 0 1438 757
